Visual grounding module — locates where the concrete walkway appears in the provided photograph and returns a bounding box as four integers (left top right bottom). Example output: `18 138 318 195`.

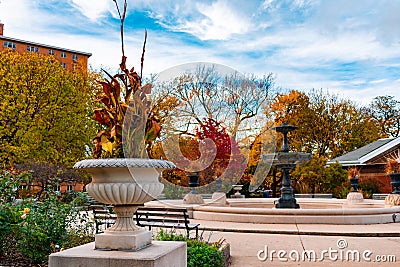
190 219 400 266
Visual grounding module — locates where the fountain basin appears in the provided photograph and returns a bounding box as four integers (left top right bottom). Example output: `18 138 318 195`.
148 198 400 225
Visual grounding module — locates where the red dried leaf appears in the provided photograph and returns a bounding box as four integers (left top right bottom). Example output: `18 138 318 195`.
120 55 127 71
99 81 112 99
93 108 112 127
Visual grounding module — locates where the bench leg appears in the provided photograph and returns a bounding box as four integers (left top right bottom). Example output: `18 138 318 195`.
95 222 100 234
186 229 190 239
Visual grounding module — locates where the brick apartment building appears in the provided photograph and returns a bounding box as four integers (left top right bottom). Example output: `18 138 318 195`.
0 23 91 71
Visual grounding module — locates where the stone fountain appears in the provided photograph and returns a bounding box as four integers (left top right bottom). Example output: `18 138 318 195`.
143 126 400 224
263 123 311 209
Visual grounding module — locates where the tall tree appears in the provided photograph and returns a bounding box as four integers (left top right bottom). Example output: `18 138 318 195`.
292 157 347 196
152 65 274 141
0 51 98 167
270 89 380 159
366 95 400 138
195 118 247 186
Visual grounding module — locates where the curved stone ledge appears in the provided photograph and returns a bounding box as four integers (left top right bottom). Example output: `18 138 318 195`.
74 158 175 170
192 205 400 224
194 205 400 215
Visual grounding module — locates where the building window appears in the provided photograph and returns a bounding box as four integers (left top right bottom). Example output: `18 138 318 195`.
61 52 67 58
3 41 16 50
54 184 60 192
27 45 39 53
67 185 73 192
48 49 54 55
72 54 78 62
61 62 66 69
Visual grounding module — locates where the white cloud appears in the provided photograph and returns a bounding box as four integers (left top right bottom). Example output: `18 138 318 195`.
369 79 387 85
70 0 113 21
144 0 252 40
0 0 44 35
195 0 251 40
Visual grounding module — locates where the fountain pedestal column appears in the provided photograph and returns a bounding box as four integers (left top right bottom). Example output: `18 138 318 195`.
276 166 299 209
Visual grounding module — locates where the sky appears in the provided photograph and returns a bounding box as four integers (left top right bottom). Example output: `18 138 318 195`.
1 0 400 105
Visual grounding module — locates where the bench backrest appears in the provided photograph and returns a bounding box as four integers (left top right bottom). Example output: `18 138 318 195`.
135 207 190 226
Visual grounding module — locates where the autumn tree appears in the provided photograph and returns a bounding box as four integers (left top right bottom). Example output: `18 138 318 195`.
0 51 98 167
365 95 400 138
195 118 247 186
270 89 380 159
151 135 200 188
150 118 246 195
152 65 274 141
292 157 347 196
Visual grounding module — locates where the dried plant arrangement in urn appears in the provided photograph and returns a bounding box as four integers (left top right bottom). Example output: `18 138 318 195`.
73 0 175 251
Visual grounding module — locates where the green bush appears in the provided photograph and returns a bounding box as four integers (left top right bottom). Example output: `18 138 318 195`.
0 170 29 202
0 173 94 265
156 229 224 267
187 239 223 267
16 196 73 263
0 202 20 256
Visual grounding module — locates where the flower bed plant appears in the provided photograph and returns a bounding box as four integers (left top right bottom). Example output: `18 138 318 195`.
156 229 227 267
0 171 95 266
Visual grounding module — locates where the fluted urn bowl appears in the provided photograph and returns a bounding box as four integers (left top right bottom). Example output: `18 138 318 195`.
74 158 175 251
74 158 175 204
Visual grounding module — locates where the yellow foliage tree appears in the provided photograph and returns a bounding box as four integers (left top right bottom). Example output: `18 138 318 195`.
0 51 98 167
270 89 380 159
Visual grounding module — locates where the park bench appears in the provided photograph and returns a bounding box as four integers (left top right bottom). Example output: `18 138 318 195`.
91 205 116 234
372 193 388 200
294 193 333 198
135 206 200 238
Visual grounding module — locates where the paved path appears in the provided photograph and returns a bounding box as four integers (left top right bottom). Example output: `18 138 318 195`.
189 219 400 266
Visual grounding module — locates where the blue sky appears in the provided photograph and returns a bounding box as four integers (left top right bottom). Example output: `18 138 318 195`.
1 0 400 104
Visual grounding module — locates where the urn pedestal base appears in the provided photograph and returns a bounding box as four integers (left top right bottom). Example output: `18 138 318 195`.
211 192 227 206
94 204 152 251
95 229 151 251
385 193 400 207
346 192 364 204
49 241 187 267
183 193 204 204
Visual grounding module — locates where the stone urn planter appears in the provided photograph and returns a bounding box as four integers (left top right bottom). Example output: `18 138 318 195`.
389 172 400 194
231 184 244 198
384 173 400 207
346 175 363 204
183 172 204 204
74 158 175 251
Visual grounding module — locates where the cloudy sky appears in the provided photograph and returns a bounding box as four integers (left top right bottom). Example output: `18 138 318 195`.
1 0 399 104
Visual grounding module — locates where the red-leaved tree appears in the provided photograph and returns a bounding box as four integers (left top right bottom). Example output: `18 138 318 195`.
195 118 247 186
